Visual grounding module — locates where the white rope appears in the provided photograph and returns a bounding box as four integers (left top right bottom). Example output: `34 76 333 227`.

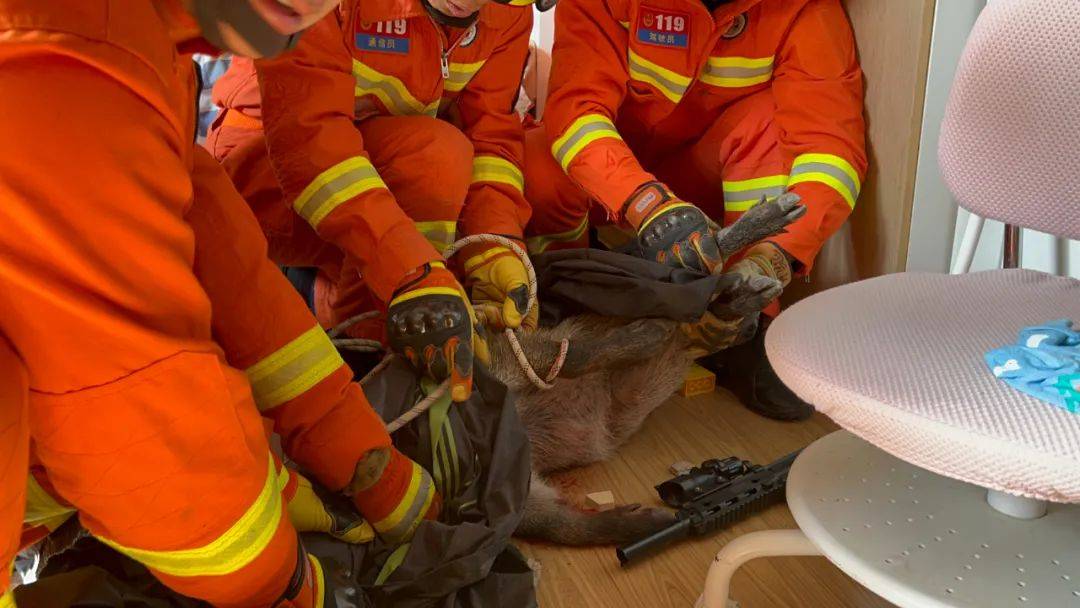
331 234 568 433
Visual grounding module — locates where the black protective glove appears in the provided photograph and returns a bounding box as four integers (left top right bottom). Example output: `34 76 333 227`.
386 262 489 402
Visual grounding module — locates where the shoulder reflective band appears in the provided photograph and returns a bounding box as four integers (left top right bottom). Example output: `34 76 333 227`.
471 155 524 193
701 56 774 88
354 60 440 117
526 215 589 254
97 456 284 577
628 50 691 104
414 220 457 254
245 325 345 411
723 175 789 213
370 461 436 540
551 114 623 171
294 156 387 229
788 153 861 209
445 59 487 93
0 590 12 608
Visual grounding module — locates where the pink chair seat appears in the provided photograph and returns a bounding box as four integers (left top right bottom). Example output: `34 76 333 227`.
767 269 1080 503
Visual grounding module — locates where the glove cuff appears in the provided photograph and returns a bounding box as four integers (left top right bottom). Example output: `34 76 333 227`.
622 181 675 229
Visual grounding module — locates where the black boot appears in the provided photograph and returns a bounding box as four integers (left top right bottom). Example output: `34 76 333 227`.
701 322 814 421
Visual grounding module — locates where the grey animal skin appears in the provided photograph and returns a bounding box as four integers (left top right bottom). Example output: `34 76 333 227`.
487 194 806 546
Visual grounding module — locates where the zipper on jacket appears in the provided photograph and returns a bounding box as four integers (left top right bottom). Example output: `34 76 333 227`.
430 16 466 82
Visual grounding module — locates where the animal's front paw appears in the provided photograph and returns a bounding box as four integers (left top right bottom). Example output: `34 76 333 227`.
709 273 782 317
714 193 807 257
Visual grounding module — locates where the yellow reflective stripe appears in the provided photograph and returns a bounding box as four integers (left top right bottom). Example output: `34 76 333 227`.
789 153 861 209
723 175 789 212
414 221 457 254
245 325 344 411
97 456 283 577
24 474 76 528
507 0 534 5
353 59 439 117
638 201 695 232
701 56 774 88
293 156 387 228
471 155 524 192
374 542 411 586
463 246 511 273
628 50 691 103
389 286 460 308
370 462 429 533
0 590 13 608
445 59 487 93
619 20 630 29
551 114 623 171
526 216 589 254
309 555 326 608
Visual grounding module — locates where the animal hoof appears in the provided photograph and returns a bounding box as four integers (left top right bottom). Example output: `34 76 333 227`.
710 274 782 317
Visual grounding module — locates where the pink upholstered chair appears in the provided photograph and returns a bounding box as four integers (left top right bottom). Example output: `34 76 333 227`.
699 1 1080 606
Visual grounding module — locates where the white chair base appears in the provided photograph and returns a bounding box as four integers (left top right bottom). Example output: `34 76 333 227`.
699 431 1080 608
695 529 821 608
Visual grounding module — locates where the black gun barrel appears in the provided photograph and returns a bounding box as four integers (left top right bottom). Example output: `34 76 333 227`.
616 517 692 566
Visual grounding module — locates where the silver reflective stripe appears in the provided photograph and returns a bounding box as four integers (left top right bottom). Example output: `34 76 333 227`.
356 72 420 116
723 185 788 205
554 121 618 164
790 162 860 200
628 56 689 97
704 64 772 80
380 474 434 540
297 163 381 221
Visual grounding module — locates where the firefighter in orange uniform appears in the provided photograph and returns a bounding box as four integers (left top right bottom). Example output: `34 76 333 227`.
207 0 537 403
525 0 867 420
0 1 439 605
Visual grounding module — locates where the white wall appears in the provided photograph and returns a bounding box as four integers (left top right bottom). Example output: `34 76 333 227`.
908 0 1078 277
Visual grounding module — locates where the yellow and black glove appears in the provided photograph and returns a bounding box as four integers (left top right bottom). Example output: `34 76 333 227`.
286 470 374 544
460 242 538 332
386 262 489 402
623 181 723 274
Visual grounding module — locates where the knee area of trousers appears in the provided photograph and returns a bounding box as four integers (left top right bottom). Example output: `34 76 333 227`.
407 118 474 199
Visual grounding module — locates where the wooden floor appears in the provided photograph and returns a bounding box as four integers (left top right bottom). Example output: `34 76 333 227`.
517 388 896 608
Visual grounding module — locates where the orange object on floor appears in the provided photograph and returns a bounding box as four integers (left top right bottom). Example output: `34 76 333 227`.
527 0 867 272
680 363 717 398
0 1 334 605
0 337 28 601
207 0 534 315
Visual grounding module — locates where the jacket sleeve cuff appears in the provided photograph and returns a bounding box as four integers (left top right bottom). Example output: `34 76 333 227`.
272 367 392 491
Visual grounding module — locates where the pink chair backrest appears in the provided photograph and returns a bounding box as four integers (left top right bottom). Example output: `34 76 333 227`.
938 0 1080 240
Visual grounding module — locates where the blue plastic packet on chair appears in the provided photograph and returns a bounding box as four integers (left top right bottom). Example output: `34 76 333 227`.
985 319 1080 413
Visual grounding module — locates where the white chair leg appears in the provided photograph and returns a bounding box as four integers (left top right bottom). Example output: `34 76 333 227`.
696 529 822 608
950 213 985 275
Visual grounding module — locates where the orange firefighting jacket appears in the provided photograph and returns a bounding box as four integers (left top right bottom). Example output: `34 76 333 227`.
213 0 533 302
545 0 866 267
